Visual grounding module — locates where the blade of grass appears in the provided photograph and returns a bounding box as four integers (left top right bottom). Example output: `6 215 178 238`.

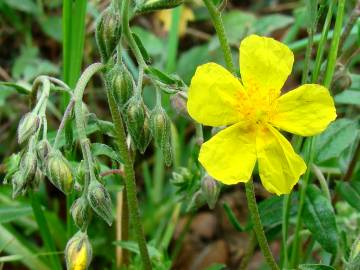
29 192 62 270
0 224 50 270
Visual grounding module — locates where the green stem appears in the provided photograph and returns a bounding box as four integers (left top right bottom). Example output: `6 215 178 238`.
106 86 152 270
121 0 147 68
202 0 235 74
323 0 346 88
290 137 317 268
73 64 104 188
30 192 62 270
245 180 279 270
312 0 334 83
281 193 292 268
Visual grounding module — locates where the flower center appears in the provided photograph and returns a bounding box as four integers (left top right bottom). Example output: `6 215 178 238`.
237 89 277 126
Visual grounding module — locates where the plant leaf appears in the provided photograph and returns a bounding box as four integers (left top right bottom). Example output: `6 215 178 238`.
303 185 338 254
299 264 335 270
336 181 360 211
315 119 359 163
91 143 122 163
0 206 33 224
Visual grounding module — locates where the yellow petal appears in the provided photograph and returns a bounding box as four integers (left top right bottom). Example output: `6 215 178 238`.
256 125 306 195
239 35 294 98
199 122 257 184
270 84 337 136
187 62 244 127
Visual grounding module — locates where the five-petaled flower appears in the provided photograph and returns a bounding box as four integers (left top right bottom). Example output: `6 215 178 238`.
187 35 337 195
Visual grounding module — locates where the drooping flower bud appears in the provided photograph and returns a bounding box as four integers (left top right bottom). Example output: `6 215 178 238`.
36 139 51 165
125 96 152 153
137 114 152 154
170 92 189 117
201 174 220 209
20 150 37 184
4 153 21 184
30 168 44 190
17 112 40 144
46 150 74 194
87 180 113 226
106 64 135 109
150 106 173 166
332 63 352 94
135 0 184 14
95 7 122 62
65 231 92 270
12 171 27 198
71 197 92 231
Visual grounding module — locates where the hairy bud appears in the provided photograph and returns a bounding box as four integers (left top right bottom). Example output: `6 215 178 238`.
65 231 92 270
95 7 121 62
332 63 352 94
71 197 92 231
75 160 86 187
107 64 135 109
135 0 184 14
87 180 113 226
150 106 173 166
46 150 74 194
12 171 27 198
125 96 152 153
17 112 40 144
30 168 44 190
170 92 189 117
36 139 51 165
201 174 220 209
20 150 37 184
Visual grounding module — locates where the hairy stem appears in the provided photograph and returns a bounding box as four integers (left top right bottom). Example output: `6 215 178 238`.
245 180 280 270
106 88 152 270
202 0 235 74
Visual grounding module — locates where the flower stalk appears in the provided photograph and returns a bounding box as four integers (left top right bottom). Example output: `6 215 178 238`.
245 179 280 270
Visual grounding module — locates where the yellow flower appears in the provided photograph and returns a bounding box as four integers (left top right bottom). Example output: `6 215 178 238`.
187 35 337 195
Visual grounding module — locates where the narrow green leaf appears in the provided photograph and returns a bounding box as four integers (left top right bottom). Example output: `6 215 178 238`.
205 264 226 270
299 264 335 270
113 240 161 259
335 90 360 105
132 32 152 64
222 202 245 232
303 185 338 254
145 66 177 85
0 82 30 94
0 206 32 224
91 143 123 163
336 181 360 211
0 224 50 270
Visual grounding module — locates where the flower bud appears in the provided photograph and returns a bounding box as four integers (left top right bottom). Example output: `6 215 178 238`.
150 106 173 166
125 96 152 153
71 197 92 231
201 174 220 209
12 171 27 198
46 150 74 194
106 64 135 109
17 112 40 144
170 92 189 117
135 0 184 14
20 150 37 184
30 168 44 190
65 231 92 270
137 114 152 154
332 63 352 94
87 180 113 226
186 190 205 212
36 139 51 165
95 7 121 62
